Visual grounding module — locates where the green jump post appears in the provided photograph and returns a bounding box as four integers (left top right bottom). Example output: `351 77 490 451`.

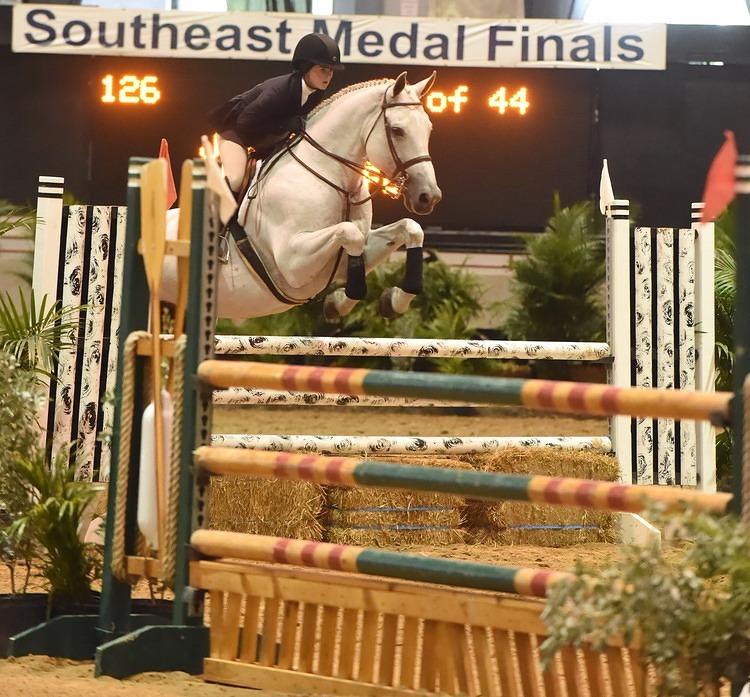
93 159 211 679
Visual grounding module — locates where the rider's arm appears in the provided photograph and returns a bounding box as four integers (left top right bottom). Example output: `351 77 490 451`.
235 87 293 143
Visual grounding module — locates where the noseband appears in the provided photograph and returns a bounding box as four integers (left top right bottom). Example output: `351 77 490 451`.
285 87 433 217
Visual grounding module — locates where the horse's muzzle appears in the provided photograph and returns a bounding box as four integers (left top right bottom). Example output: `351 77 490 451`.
410 188 442 215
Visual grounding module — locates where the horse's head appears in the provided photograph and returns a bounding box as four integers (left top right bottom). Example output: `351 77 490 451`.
366 72 442 215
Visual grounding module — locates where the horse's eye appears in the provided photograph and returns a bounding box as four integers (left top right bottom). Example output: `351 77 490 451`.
390 126 405 137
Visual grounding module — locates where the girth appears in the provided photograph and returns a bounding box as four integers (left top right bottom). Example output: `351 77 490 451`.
226 222 304 306
226 220 343 307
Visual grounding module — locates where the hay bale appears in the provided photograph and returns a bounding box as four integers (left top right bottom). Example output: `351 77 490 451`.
324 456 469 547
208 475 325 540
460 448 619 546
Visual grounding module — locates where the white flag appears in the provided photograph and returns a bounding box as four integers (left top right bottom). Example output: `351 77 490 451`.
599 159 615 215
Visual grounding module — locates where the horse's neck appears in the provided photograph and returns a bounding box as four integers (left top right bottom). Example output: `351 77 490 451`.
307 88 381 167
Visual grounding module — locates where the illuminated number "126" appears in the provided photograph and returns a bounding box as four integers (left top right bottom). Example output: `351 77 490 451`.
101 75 161 105
488 87 530 115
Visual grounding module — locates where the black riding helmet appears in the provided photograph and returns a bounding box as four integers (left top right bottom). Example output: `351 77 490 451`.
292 33 344 72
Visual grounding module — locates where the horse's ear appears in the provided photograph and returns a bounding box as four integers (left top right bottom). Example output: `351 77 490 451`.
391 72 408 97
413 71 437 98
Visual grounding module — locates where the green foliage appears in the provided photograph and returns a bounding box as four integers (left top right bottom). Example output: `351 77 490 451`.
0 289 81 379
541 509 750 696
714 208 735 393
220 255 491 372
8 448 100 604
0 201 35 286
0 200 34 239
0 351 43 592
505 196 605 342
712 209 735 491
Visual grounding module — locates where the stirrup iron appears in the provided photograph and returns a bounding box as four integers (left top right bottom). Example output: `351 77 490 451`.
218 230 231 264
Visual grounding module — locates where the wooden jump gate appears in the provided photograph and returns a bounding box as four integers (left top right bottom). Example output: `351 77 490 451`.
193 559 648 697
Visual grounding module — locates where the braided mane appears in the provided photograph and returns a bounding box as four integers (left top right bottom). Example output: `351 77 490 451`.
308 78 393 118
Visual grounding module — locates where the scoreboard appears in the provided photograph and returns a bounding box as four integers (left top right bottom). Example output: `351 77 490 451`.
82 56 594 231
4 47 750 233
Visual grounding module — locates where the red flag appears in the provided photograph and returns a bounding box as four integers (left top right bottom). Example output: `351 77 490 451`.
158 138 178 209
701 130 738 222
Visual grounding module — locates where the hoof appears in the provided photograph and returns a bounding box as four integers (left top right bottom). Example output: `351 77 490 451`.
323 288 358 323
323 295 342 323
378 287 400 319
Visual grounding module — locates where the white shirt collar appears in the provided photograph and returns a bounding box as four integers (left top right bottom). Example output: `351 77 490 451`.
301 77 316 106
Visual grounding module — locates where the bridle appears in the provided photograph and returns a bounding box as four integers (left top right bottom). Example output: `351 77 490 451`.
284 86 433 218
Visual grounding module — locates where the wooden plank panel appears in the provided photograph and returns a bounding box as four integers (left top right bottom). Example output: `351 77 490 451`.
359 610 379 683
205 658 419 696
560 646 584 697
492 629 520 697
318 606 339 676
379 614 399 687
125 555 162 579
297 603 319 673
239 595 261 663
606 647 628 697
420 619 439 692
338 608 359 680
399 616 420 690
436 622 458 695
209 590 224 659
514 633 542 697
190 561 554 635
628 648 649 697
219 592 243 660
472 626 499 697
260 599 280 666
278 600 300 669
451 623 475 696
583 648 608 697
541 654 564 697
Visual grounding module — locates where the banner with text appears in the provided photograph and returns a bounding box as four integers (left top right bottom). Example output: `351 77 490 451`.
12 5 666 70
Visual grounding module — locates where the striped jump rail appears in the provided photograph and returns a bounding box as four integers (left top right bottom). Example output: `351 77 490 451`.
190 529 572 598
213 335 612 361
194 448 732 514
210 433 613 455
197 361 732 424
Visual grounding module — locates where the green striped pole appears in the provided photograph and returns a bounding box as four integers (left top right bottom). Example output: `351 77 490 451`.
190 529 573 598
194 447 732 515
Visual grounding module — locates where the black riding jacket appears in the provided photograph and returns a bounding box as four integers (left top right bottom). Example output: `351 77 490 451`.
208 73 326 158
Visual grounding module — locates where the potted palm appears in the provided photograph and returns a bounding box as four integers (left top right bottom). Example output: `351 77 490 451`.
505 196 607 381
540 508 750 697
0 289 100 654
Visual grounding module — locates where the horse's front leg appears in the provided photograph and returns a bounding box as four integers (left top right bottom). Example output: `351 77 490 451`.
282 220 366 301
364 217 425 317
323 217 424 321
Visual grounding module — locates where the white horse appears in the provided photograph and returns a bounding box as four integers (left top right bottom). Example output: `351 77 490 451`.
162 71 441 321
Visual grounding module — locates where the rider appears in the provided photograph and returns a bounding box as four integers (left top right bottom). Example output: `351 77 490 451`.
208 32 344 202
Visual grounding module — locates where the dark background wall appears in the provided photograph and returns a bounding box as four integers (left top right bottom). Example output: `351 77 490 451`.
1 8 749 238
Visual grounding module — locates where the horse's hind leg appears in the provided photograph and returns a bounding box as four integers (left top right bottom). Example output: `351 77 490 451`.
364 218 425 318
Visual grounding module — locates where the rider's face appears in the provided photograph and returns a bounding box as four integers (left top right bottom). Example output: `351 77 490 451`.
304 65 334 91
